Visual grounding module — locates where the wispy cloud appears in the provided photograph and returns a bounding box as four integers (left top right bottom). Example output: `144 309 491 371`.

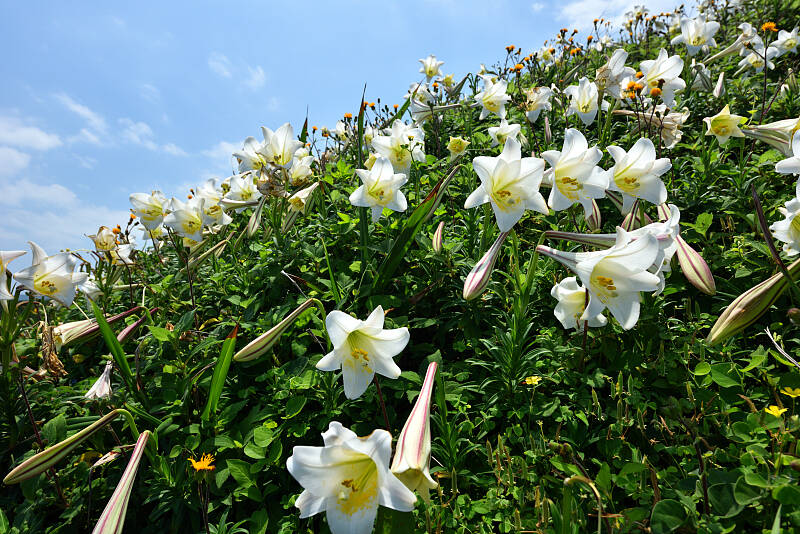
531 2 545 12
209 52 267 91
208 52 233 78
0 147 32 177
556 0 676 31
119 118 187 155
55 93 108 135
140 83 160 102
244 66 266 90
0 116 62 150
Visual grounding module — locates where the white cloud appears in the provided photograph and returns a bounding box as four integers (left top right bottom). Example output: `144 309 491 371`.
203 140 239 161
556 0 677 30
140 83 160 102
208 52 233 78
0 116 62 150
55 93 108 135
244 66 266 90
119 118 187 156
0 147 31 177
531 2 545 12
163 143 187 156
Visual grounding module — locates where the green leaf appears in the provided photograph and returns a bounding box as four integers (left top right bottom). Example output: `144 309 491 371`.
708 483 744 518
740 346 767 372
773 484 800 506
694 213 713 237
650 499 687 534
226 459 254 488
733 476 761 505
201 325 239 421
284 396 306 419
41 414 66 446
693 361 711 375
771 505 782 534
710 363 739 388
147 326 174 343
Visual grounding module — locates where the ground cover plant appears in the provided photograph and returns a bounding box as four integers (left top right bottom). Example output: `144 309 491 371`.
2 0 800 532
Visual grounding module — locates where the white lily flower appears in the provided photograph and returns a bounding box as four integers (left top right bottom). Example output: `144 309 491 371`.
474 75 511 120
87 226 117 252
550 277 607 331
639 49 686 107
288 182 319 213
670 16 720 56
772 27 799 56
316 306 409 399
129 191 168 231
565 77 605 126
13 242 88 307
109 243 135 266
78 275 103 301
349 156 408 222
776 133 800 176
543 129 608 219
286 422 416 534
595 49 635 100
163 197 205 242
333 121 349 142
537 46 557 65
447 136 470 161
419 55 444 80
406 83 433 106
196 178 233 227
524 86 553 123
371 120 425 175
738 45 778 73
537 228 661 330
0 250 26 300
85 362 113 400
488 119 521 147
465 137 548 232
605 138 671 213
690 60 714 91
290 154 315 186
703 105 747 145
770 180 800 256
742 117 800 156
233 136 268 172
259 123 304 168
223 173 263 210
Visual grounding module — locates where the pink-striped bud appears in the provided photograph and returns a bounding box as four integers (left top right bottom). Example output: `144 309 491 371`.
657 203 716 295
391 362 438 502
621 200 642 231
52 306 143 352
586 199 602 231
432 221 445 253
463 232 509 300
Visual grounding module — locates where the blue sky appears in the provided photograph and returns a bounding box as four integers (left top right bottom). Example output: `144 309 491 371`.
0 0 677 254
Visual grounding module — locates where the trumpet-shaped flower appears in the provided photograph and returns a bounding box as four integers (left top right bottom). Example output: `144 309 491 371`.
196 178 233 227
742 117 800 156
419 55 444 80
223 173 263 209
349 156 408 222
565 77 604 126
333 121 349 142
259 123 304 168
465 137 547 232
290 152 315 186
595 49 635 100
85 362 113 400
474 75 511 120
488 119 521 147
524 86 553 123
706 23 757 63
639 49 685 107
233 136 268 172
78 275 103 301
670 16 720 55
286 422 416 534
13 242 88 307
550 277 607 331
88 226 117 252
543 128 608 219
0 250 25 300
163 197 205 242
538 228 661 330
605 138 670 213
613 105 690 149
391 361 438 502
447 136 470 160
129 191 168 231
738 45 778 73
772 27 799 56
775 132 800 175
288 182 319 213
770 180 800 256
703 105 746 145
317 306 409 399
371 120 425 175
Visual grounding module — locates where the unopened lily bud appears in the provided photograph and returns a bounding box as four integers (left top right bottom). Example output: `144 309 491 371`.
117 308 157 343
713 72 725 98
91 431 151 534
607 191 654 223
544 116 552 144
234 299 321 362
463 232 509 300
707 258 800 345
788 308 800 325
52 306 143 352
586 199 601 230
432 221 445 253
391 362 438 502
657 204 716 295
621 200 641 231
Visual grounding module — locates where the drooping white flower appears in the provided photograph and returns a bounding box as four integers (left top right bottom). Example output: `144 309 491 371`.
595 49 635 100
776 133 800 176
639 49 686 107
196 178 233 227
87 226 117 252
538 228 661 330
543 128 608 218
524 86 553 123
0 250 26 300
85 362 113 400
259 123 304 168
772 27 799 56
129 191 168 231
488 119 521 147
286 422 416 534
742 117 800 156
78 275 103 301
447 136 470 161
233 136 268 173
222 173 262 210
670 16 720 55
550 277 607 331
537 46 557 66
316 306 409 399
290 153 315 186
13 242 88 307
474 75 511 120
288 182 319 213
419 55 444 80
738 44 778 73
565 77 604 126
349 156 408 222
465 137 547 232
605 138 670 213
333 121 349 142
406 83 433 105
371 120 425 175
163 197 205 242
770 180 800 256
703 105 746 145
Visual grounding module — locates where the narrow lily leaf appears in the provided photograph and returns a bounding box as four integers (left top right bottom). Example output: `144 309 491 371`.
91 302 139 402
246 196 269 238
321 239 342 305
188 239 228 270
299 115 308 143
91 430 151 534
201 324 239 421
4 409 123 484
372 165 459 290
234 299 322 362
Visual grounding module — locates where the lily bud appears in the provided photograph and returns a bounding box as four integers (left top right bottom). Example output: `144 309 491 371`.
91 431 151 534
544 116 552 145
585 199 602 231
713 72 725 98
657 203 715 295
432 221 445 253
788 307 800 325
116 308 158 343
234 299 321 362
4 409 126 484
606 191 654 224
707 258 800 345
52 306 144 352
85 362 113 401
463 232 509 300
620 200 641 231
391 362 438 502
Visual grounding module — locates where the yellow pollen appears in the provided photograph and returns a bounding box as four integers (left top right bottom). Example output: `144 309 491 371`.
351 348 369 361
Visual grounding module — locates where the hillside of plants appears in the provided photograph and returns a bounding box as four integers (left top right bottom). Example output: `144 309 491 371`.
2 0 800 532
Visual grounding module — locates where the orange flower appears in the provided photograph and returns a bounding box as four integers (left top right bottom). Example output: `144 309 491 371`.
505 44 515 52
393 104 399 109
761 22 777 32
312 126 318 132
587 35 594 42
188 454 215 472
635 71 643 79
650 87 662 97
112 228 120 235
344 112 353 119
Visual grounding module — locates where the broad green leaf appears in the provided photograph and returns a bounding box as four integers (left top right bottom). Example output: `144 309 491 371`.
650 500 687 534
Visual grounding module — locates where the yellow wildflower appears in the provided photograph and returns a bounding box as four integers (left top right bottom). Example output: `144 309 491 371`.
764 405 788 417
188 453 216 472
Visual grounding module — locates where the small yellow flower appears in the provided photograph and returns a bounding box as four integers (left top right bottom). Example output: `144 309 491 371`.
523 376 542 386
650 87 662 98
764 405 788 417
781 387 800 398
188 454 216 472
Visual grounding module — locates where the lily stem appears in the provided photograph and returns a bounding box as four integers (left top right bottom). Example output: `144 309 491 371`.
373 376 391 431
